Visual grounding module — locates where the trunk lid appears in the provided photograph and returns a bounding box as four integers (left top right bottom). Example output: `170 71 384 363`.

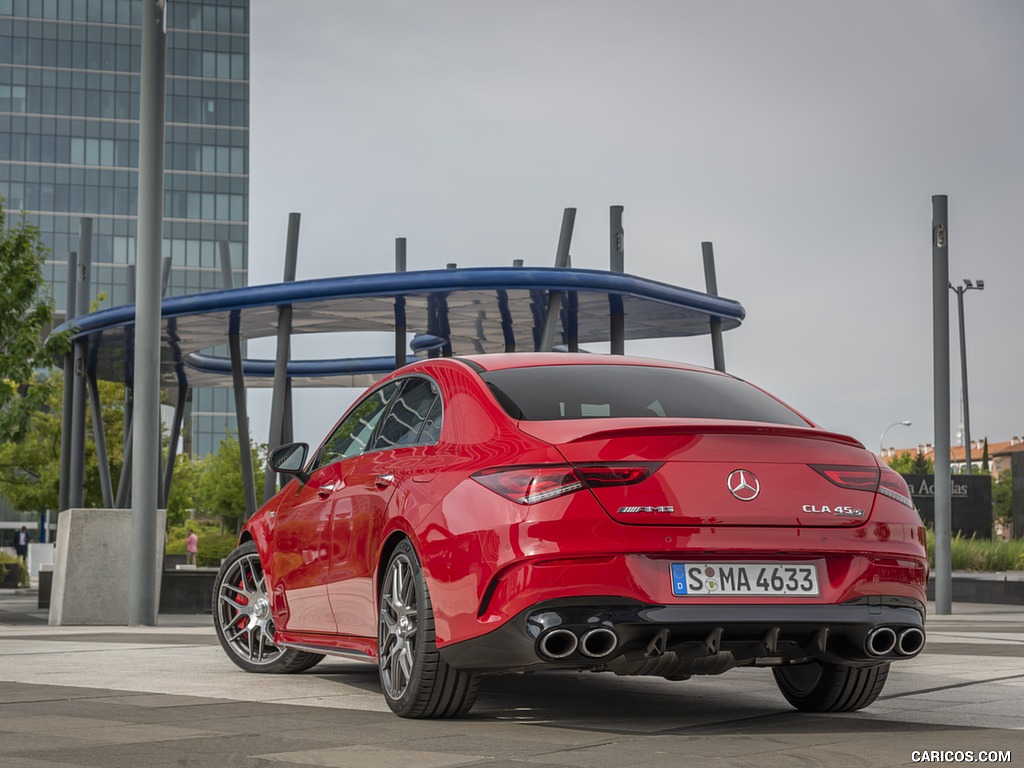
518 419 878 527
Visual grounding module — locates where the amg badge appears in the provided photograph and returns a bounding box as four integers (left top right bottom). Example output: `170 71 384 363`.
618 505 675 514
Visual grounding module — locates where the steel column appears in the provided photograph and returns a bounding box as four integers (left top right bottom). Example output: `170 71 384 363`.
954 288 973 475
117 265 135 509
932 194 952 615
115 409 133 509
86 371 114 507
161 385 188 506
230 326 258 520
130 0 167 626
539 208 575 351
395 238 407 368
702 242 726 372
263 214 300 503
160 255 172 296
58 251 78 513
68 219 93 508
609 206 625 355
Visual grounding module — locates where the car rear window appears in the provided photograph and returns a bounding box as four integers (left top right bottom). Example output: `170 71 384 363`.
480 365 809 426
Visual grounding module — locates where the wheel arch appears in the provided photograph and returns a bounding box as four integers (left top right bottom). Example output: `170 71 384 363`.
376 530 413 603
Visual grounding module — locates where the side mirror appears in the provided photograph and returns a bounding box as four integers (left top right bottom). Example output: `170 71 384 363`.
268 442 310 485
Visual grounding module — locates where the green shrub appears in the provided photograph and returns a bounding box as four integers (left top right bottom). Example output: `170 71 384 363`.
925 529 1024 572
0 551 29 587
165 522 238 568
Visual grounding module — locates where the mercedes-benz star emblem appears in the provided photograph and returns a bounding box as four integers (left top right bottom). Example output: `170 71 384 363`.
727 469 760 501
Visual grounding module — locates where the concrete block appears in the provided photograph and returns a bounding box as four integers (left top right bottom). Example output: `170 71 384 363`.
27 542 55 579
49 508 166 625
159 568 218 613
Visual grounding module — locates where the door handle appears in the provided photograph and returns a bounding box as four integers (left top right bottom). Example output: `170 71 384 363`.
375 474 394 488
317 482 339 499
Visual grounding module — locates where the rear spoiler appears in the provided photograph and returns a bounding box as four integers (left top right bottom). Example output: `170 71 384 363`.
519 419 865 449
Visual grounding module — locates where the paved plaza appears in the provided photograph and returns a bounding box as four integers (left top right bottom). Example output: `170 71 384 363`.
1 591 1023 767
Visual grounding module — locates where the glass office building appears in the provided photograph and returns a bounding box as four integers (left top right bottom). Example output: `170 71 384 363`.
0 0 249 457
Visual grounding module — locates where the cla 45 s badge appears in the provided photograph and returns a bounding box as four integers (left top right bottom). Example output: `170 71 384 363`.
802 504 865 517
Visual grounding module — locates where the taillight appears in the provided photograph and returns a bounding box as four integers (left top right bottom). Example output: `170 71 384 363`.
472 463 659 505
878 467 915 509
810 464 915 510
810 464 880 491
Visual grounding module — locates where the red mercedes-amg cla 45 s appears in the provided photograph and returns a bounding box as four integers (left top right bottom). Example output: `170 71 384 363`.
213 353 927 718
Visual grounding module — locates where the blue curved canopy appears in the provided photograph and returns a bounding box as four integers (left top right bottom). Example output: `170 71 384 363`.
52 266 745 388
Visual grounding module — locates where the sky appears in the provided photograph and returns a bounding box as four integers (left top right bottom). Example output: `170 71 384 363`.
242 1 1024 456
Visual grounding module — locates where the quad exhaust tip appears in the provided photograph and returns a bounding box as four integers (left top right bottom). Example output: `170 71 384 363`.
578 627 618 659
865 626 898 656
897 627 925 656
538 628 578 659
537 627 619 660
865 626 924 657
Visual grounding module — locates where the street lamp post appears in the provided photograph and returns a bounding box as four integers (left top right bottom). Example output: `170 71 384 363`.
950 279 984 476
880 420 912 457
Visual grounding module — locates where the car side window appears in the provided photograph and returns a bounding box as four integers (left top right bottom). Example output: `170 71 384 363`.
419 395 442 444
370 377 441 450
314 381 399 469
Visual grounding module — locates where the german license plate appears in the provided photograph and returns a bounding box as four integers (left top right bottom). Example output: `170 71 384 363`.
671 562 819 597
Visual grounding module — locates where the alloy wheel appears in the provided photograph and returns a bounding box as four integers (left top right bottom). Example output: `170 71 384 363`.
379 553 419 699
216 551 284 666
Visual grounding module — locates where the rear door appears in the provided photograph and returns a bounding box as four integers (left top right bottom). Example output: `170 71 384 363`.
269 381 399 633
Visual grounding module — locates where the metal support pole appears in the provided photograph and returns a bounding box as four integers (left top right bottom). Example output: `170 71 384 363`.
118 264 135 509
263 214 300 503
58 251 78 513
395 238 407 368
115 409 133 509
954 287 973 475
229 327 258 520
160 255 172 297
539 208 576 351
609 206 625 355
702 242 726 372
218 241 234 290
219 240 234 289
162 385 187 506
131 0 167 626
86 371 114 508
69 219 93 508
932 195 952 615
283 383 294 445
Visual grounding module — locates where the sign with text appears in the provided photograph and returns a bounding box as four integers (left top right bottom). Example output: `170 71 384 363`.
902 474 992 538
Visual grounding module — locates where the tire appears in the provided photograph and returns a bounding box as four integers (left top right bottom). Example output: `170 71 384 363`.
773 661 890 712
213 541 324 674
377 539 479 718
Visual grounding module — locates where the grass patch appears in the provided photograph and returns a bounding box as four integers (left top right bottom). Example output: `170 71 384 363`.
925 529 1024 572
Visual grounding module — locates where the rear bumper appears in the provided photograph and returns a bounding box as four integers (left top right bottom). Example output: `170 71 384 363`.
439 597 925 674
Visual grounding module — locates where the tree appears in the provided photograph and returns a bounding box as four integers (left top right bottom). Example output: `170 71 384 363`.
194 436 265 532
0 195 71 442
0 372 126 512
911 452 934 475
166 452 200 527
886 451 934 475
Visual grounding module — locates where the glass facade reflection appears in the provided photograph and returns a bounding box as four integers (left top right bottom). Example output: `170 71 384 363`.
0 0 249 457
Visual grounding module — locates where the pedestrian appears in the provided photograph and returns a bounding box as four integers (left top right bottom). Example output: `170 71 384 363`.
185 528 198 566
13 526 30 561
